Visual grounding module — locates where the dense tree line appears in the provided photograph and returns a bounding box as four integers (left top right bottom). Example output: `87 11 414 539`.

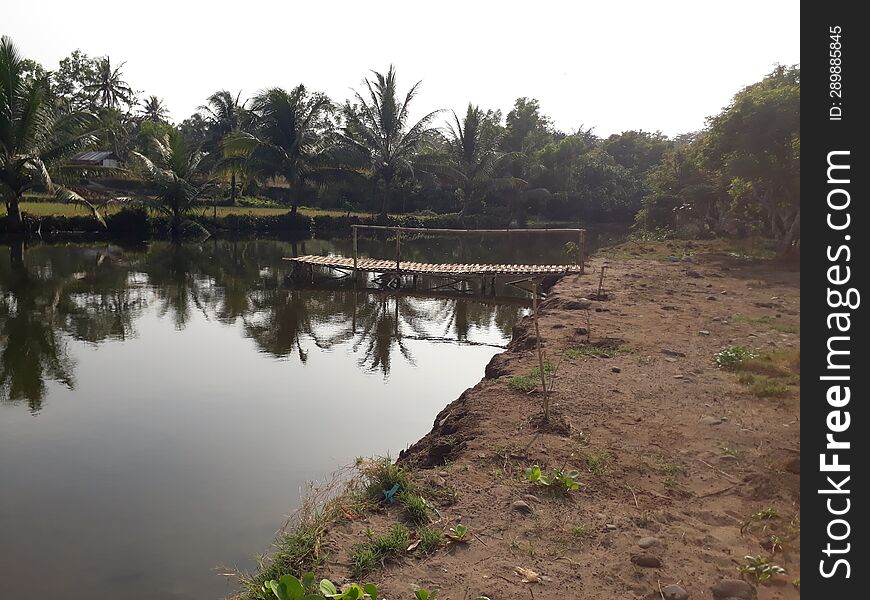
2 35 799 251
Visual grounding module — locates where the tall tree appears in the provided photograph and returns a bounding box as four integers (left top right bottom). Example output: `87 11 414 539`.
131 131 210 236
502 97 555 153
83 57 134 109
53 50 98 110
140 95 169 123
444 104 511 214
1 36 99 233
701 65 800 252
225 85 333 213
200 90 246 203
340 66 442 218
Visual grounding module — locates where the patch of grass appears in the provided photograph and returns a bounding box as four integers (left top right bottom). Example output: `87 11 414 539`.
736 349 800 377
507 362 554 393
240 520 327 598
508 374 539 392
659 463 687 488
419 481 458 507
570 525 593 539
358 457 412 503
733 314 799 334
417 526 443 555
714 345 756 370
585 449 610 475
738 374 791 397
731 349 799 397
351 523 410 578
398 491 430 525
350 545 379 579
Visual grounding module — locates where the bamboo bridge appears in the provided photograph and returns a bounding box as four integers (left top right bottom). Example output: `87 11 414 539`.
285 225 586 294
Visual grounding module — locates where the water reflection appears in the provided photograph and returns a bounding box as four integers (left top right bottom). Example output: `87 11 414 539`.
1 237 536 412
0 232 621 600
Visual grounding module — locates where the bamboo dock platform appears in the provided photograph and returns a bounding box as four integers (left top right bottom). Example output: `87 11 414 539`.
286 254 582 277
285 225 586 294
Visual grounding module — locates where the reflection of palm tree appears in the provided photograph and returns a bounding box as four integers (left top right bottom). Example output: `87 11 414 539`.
0 243 75 412
244 290 314 362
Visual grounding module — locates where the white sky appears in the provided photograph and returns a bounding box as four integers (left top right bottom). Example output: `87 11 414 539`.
9 0 799 137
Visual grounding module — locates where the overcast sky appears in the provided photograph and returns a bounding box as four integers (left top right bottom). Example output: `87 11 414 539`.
8 0 799 137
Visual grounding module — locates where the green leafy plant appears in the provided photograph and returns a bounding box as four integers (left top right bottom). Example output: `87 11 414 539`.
445 524 470 543
714 345 756 369
737 555 786 583
262 573 321 600
319 580 378 600
414 590 437 600
741 507 779 533
525 465 581 493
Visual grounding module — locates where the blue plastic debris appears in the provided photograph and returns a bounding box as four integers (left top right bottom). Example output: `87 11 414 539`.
383 483 400 503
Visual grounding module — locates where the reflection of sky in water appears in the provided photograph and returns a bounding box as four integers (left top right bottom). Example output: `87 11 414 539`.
0 238 559 600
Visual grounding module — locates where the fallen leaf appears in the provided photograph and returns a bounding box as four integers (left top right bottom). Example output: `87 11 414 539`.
514 566 542 583
407 539 421 552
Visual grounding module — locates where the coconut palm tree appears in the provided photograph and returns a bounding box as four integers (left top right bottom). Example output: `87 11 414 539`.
200 90 247 203
131 131 211 236
224 85 333 214
444 104 514 214
140 95 169 122
1 36 100 234
340 66 442 218
83 56 134 109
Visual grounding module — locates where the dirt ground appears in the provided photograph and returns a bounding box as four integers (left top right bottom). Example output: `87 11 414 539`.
315 240 801 600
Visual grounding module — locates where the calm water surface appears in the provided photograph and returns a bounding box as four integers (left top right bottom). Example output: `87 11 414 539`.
0 231 617 599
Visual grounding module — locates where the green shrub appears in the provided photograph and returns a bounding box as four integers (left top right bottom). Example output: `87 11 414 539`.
714 345 756 369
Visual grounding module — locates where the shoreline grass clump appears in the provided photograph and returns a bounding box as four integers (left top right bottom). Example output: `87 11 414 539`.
351 523 411 578
508 362 555 393
398 490 431 525
417 526 443 554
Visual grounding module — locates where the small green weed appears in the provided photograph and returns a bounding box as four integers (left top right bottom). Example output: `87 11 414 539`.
445 524 470 543
659 463 686 488
737 555 786 583
585 450 610 475
570 524 593 539
525 465 581 493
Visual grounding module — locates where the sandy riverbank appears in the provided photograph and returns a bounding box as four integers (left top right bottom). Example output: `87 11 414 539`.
248 240 800 600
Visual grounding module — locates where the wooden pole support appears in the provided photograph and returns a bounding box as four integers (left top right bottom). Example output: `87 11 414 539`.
578 229 586 275
395 230 401 274
352 226 358 274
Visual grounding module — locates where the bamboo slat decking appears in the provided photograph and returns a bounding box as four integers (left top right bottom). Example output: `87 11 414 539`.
285 254 582 277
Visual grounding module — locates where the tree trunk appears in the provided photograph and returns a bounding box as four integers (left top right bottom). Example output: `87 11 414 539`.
6 197 24 234
230 172 237 205
777 208 800 257
380 186 390 220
